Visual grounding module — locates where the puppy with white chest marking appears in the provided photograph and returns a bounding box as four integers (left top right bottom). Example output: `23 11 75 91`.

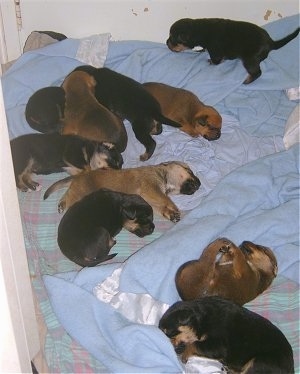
44 161 201 222
74 66 182 161
143 82 222 140
57 188 155 267
167 18 299 84
159 296 294 373
10 133 123 191
61 70 128 153
175 238 277 305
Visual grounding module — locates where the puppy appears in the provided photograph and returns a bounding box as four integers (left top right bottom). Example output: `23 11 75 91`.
159 296 294 373
25 86 65 133
10 133 123 191
74 66 182 160
57 189 154 267
61 70 128 153
143 82 221 140
175 238 277 306
167 18 300 83
44 161 201 222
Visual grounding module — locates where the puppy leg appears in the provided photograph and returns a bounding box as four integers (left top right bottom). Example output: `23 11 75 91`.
146 192 180 222
131 121 157 161
181 343 202 363
242 57 262 84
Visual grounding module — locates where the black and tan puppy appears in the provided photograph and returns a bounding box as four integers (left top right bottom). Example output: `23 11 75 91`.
57 189 154 267
167 18 300 83
25 86 65 133
61 70 128 153
143 82 222 140
74 66 182 160
175 238 277 305
159 296 294 373
10 133 123 191
44 161 201 222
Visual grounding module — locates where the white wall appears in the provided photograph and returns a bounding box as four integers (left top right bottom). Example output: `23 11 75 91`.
0 0 299 62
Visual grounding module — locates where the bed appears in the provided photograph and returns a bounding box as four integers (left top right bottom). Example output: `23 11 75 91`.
2 14 299 373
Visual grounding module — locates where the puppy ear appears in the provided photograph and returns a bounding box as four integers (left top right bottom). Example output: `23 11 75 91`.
122 203 137 220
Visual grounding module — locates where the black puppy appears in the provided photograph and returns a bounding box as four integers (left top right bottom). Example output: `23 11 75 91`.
25 86 66 132
159 296 294 373
10 133 123 191
57 189 155 267
74 66 182 161
167 18 300 83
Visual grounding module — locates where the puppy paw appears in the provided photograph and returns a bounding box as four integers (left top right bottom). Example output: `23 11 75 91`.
140 152 150 162
163 207 181 222
58 201 66 213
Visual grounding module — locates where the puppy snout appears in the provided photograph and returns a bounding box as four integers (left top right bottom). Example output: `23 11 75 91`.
180 176 201 195
135 222 155 237
204 128 221 141
174 342 186 354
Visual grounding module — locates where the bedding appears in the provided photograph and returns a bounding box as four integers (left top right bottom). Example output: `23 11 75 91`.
2 14 299 373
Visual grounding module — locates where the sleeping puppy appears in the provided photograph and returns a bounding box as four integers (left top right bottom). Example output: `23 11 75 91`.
57 189 154 267
43 161 201 222
10 133 123 191
74 65 182 160
159 296 294 373
175 238 277 305
143 82 221 140
61 70 128 153
167 18 300 83
25 86 65 133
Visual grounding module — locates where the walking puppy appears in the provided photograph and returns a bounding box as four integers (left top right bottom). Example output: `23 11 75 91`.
44 161 201 222
143 82 221 140
25 86 65 133
167 18 300 83
58 189 155 267
74 66 182 160
10 133 123 191
159 296 294 373
175 238 277 305
61 70 128 153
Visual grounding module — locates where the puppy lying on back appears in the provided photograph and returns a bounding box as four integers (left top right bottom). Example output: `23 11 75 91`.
143 82 221 140
10 133 123 191
74 66 182 161
44 161 201 222
167 18 299 83
58 189 155 267
175 238 277 305
61 70 128 153
159 296 294 373
25 86 65 133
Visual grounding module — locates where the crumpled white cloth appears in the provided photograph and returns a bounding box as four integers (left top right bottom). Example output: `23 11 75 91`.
76 33 111 67
94 267 226 374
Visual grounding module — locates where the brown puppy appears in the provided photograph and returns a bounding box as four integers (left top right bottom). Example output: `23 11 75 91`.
61 71 128 152
167 18 299 83
43 161 201 222
143 82 221 140
175 237 277 305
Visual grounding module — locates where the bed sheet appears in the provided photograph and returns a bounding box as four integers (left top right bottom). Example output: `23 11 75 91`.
2 13 299 374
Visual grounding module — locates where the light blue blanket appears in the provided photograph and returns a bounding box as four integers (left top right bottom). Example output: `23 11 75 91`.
44 144 299 373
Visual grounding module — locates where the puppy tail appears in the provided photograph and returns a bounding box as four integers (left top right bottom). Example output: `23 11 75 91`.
272 27 299 50
43 176 73 200
158 114 182 128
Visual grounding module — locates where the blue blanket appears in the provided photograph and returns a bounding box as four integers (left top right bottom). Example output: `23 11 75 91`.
44 144 300 373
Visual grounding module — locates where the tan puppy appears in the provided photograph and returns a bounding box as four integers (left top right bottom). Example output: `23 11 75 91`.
175 237 277 305
143 82 221 140
61 71 128 152
43 161 201 222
